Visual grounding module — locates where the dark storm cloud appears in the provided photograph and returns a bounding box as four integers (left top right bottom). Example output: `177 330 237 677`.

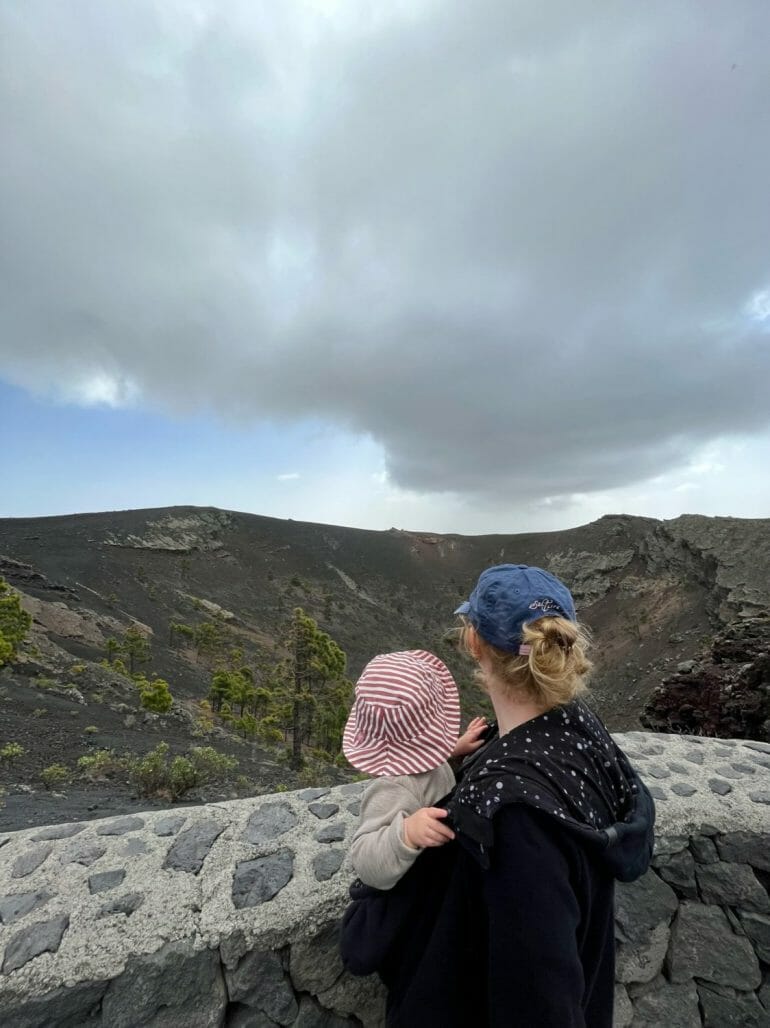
2 0 770 501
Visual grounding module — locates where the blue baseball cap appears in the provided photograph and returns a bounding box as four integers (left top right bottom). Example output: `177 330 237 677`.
455 564 577 653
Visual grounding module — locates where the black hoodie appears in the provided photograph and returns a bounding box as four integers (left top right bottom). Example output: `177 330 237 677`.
340 699 655 1028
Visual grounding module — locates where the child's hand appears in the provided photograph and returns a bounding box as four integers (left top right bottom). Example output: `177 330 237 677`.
451 716 488 759
403 807 455 849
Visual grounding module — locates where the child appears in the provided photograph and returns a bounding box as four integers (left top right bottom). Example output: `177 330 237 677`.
343 649 487 890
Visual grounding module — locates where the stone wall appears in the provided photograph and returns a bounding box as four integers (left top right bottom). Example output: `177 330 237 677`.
1 732 769 1027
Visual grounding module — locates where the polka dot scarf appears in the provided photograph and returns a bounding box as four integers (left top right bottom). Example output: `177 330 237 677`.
448 699 640 863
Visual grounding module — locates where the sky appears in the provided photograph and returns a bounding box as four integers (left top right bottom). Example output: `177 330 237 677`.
1 1 770 534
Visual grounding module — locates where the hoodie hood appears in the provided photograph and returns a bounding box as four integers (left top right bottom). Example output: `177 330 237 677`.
447 699 655 881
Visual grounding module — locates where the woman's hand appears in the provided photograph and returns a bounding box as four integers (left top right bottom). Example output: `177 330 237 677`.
403 807 455 849
450 716 488 759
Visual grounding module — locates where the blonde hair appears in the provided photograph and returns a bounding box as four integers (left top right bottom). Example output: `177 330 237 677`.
461 615 592 709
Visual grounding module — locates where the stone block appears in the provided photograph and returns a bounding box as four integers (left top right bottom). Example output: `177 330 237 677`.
308 803 340 820
0 981 107 1028
88 869 126 894
163 819 224 874
317 970 386 1028
101 940 226 1028
696 862 770 913
95 816 144 836
33 823 85 841
614 984 633 1028
290 923 345 995
1 914 69 974
294 995 358 1027
630 979 701 1027
313 850 344 882
244 804 298 846
697 983 768 1027
316 823 346 844
654 850 697 899
232 849 294 909
738 911 770 963
12 844 53 878
224 949 298 1026
690 836 719 864
716 831 770 872
0 889 52 925
668 901 761 990
615 871 678 984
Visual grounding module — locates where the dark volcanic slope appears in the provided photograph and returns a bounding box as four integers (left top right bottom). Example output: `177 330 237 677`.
1 506 769 829
2 505 769 717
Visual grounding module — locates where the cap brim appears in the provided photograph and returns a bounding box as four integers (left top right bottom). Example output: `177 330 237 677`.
454 601 471 615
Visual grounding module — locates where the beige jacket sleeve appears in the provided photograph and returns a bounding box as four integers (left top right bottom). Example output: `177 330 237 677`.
349 763 455 891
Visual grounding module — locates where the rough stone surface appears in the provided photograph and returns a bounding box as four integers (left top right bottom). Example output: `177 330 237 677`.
88 869 126 894
308 803 340 820
668 901 762 990
94 816 144 836
690 836 719 864
298 788 330 801
98 892 144 918
60 841 106 867
716 831 770 871
224 948 298 1025
290 923 345 995
0 980 107 1028
232 849 294 909
313 849 345 882
0 889 51 925
630 980 701 1027
749 790 770 804
615 871 678 984
294 995 356 1027
101 940 226 1028
614 984 633 1028
654 850 697 899
670 783 697 797
163 819 224 874
0 742 768 1027
12 844 52 878
708 778 732 796
122 838 149 857
697 983 768 1027
153 814 186 837
1 915 69 974
739 912 770 964
316 823 346 844
243 804 298 846
696 861 770 913
33 824 85 841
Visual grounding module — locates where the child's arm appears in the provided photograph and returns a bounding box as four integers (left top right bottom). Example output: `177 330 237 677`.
350 778 454 891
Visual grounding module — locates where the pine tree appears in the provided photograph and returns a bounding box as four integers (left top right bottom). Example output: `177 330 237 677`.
0 578 32 667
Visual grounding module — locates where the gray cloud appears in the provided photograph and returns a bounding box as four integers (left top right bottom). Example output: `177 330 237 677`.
2 0 770 502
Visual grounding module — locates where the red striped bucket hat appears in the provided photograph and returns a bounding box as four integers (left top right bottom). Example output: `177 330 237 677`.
342 650 461 776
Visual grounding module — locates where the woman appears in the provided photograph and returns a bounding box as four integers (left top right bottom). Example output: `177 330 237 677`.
341 564 654 1027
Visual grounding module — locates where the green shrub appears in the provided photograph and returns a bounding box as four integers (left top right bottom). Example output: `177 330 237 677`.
77 749 123 780
69 664 87 675
32 707 47 718
129 742 171 797
135 674 173 714
40 764 71 789
84 725 98 735
128 742 238 800
189 746 238 784
0 742 24 764
168 756 196 798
